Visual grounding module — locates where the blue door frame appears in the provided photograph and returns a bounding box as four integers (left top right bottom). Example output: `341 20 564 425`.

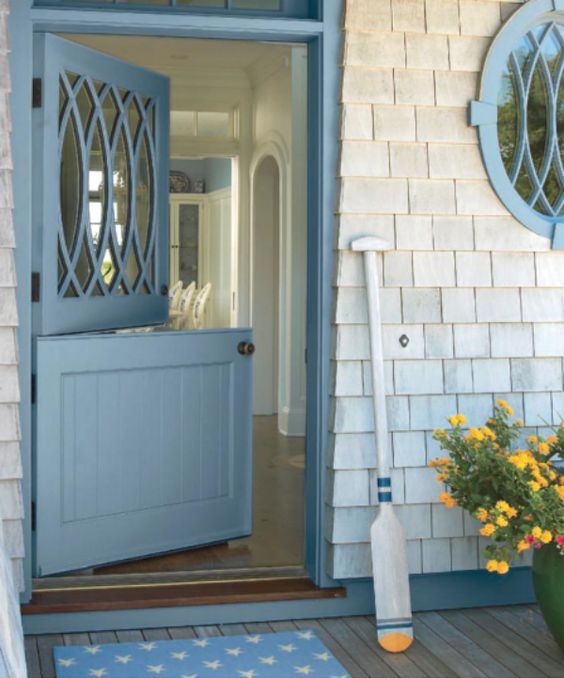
11 0 343 604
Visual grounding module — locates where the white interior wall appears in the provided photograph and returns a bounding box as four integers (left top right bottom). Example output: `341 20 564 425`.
252 157 280 415
251 46 308 435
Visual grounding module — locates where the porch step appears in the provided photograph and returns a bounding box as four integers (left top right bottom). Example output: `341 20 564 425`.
22 577 346 615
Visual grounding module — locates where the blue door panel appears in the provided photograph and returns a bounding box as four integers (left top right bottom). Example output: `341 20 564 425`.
35 328 253 576
33 34 170 335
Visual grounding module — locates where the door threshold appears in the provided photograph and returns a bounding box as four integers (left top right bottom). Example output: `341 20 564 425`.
33 565 308 591
22 576 346 615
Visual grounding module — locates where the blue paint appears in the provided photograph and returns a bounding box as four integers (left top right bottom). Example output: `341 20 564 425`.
52 630 349 678
376 477 391 487
470 0 564 247
377 622 414 630
377 492 393 502
170 157 232 193
33 34 170 334
35 328 253 575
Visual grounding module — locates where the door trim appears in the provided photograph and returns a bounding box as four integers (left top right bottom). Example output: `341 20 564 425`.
12 0 343 602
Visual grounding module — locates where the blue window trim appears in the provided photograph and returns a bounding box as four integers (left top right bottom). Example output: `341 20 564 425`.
11 0 341 603
32 0 317 20
470 0 564 248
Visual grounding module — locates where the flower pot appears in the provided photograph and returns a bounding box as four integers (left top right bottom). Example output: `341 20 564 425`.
532 543 564 652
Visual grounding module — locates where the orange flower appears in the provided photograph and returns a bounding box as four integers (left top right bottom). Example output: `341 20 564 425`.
496 561 510 575
537 442 550 455
528 435 538 444
547 435 558 445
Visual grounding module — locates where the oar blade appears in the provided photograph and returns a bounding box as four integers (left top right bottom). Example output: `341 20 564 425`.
371 507 413 653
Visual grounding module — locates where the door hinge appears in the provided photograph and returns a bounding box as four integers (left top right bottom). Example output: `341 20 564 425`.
31 272 40 302
31 374 36 405
31 501 36 531
32 78 42 109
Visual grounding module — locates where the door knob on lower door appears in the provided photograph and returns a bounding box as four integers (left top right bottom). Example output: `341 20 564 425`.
238 341 256 356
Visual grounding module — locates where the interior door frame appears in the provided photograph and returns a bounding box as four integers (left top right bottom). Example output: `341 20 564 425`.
12 0 343 602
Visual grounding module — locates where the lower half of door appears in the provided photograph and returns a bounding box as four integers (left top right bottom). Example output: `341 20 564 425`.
34 328 253 576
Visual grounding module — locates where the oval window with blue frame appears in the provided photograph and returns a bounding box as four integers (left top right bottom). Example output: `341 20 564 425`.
470 0 564 248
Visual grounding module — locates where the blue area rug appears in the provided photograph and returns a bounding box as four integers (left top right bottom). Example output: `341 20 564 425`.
53 629 350 677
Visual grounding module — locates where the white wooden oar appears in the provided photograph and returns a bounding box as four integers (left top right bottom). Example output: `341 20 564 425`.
352 236 414 653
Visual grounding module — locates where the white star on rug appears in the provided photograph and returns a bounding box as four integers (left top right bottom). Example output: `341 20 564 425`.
115 655 132 664
181 674 198 678
88 670 107 677
259 656 278 665
279 643 297 652
147 665 166 674
237 670 257 678
225 647 243 656
297 631 314 640
203 659 223 670
245 635 262 644
84 646 102 655
295 665 314 675
57 658 76 667
171 651 189 660
192 639 210 647
139 642 157 651
314 651 331 661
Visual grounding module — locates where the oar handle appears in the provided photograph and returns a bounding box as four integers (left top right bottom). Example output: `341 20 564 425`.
351 237 393 485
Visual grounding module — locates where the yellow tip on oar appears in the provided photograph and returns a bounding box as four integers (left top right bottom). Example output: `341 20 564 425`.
378 633 413 653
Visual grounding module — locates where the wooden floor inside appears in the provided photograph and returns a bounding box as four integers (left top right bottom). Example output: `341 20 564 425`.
26 605 564 677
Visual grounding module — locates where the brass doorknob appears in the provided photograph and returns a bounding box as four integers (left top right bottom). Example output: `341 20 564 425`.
238 341 256 356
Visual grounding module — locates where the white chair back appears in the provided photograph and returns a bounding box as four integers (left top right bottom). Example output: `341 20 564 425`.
168 280 184 311
177 281 197 329
192 282 212 329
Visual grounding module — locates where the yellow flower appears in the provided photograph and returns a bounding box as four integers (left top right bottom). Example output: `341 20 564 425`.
505 506 518 519
495 500 509 512
529 481 541 492
549 470 557 481
449 413 466 427
434 429 447 438
537 442 550 455
467 428 485 441
532 526 543 539
528 435 538 444
496 515 508 528
508 454 527 470
475 508 488 523
486 559 498 573
428 459 440 468
482 426 496 440
436 473 447 482
547 435 558 444
480 523 496 537
439 492 456 508
540 530 553 544
517 539 530 553
496 400 514 416
515 419 524 427
497 561 510 575
556 486 564 500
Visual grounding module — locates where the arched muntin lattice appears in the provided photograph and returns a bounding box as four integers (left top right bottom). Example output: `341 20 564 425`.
58 72 157 298
470 0 564 248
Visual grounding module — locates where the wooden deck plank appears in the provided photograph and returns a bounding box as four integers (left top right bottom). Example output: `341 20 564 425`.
88 630 118 645
24 636 41 678
194 625 222 638
496 605 554 637
350 615 441 678
218 623 248 636
167 626 196 639
35 634 63 678
487 607 563 661
141 628 171 641
294 618 369 677
62 632 90 646
320 616 401 678
243 621 273 635
418 610 515 678
466 608 564 677
440 609 545 678
115 629 144 642
268 620 298 632
412 617 487 678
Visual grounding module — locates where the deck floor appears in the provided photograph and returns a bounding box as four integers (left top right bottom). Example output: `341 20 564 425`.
26 605 564 677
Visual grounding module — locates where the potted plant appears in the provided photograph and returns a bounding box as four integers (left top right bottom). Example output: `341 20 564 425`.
429 401 564 650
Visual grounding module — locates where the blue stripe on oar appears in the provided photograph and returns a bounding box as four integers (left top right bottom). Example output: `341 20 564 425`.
378 491 393 502
377 477 391 487
377 622 414 631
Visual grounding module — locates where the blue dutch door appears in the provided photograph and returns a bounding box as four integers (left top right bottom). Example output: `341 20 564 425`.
32 35 253 575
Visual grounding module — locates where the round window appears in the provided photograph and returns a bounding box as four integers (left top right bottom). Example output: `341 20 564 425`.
471 0 564 247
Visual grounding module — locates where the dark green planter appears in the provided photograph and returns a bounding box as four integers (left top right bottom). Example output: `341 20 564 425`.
532 543 564 652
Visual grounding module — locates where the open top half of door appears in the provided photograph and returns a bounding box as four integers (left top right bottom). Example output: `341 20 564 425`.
33 33 170 335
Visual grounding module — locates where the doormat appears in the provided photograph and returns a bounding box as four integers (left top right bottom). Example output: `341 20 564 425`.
53 629 350 677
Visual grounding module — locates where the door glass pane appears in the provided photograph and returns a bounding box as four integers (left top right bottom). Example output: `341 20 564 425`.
196 111 231 137
178 204 199 286
176 0 225 5
58 69 158 298
232 0 280 7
